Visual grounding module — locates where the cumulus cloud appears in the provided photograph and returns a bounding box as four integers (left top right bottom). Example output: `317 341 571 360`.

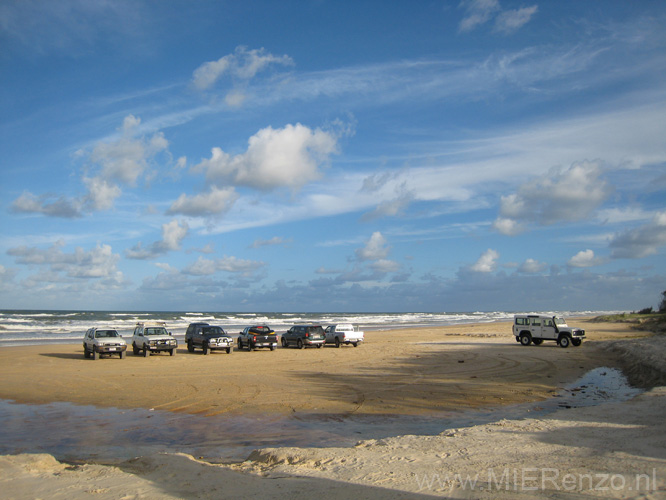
610 211 666 259
183 255 264 276
568 249 606 268
11 192 82 218
191 46 293 91
493 161 612 235
10 115 170 217
126 219 189 260
194 123 338 190
7 241 122 280
519 258 548 274
355 232 390 261
167 186 239 217
471 248 499 272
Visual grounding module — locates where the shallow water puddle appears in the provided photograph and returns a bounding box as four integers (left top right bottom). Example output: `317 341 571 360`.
0 367 641 464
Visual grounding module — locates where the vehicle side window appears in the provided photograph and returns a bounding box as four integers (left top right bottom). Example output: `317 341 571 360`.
515 318 526 326
532 318 541 326
544 319 553 327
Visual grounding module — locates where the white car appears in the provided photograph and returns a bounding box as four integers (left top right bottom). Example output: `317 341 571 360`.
513 314 585 348
131 322 177 357
83 327 127 360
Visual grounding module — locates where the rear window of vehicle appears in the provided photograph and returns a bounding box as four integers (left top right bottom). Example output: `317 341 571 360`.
308 326 324 335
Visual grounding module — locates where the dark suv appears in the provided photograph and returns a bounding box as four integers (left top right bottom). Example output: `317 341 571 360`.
185 322 234 354
281 325 325 349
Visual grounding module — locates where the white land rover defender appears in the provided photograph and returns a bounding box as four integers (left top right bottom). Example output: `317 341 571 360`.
513 314 585 348
131 321 177 357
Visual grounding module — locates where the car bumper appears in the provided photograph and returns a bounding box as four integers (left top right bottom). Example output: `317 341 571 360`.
147 344 177 351
98 345 127 353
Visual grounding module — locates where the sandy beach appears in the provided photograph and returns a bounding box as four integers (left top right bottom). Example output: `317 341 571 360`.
1 319 665 498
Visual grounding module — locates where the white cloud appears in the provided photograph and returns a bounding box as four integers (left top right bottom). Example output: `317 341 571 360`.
10 115 170 217
167 186 239 217
183 256 264 276
610 212 666 259
195 123 338 190
7 241 122 280
494 161 612 234
191 46 293 91
471 248 499 272
519 258 548 274
494 6 538 35
567 249 605 268
459 0 500 33
126 219 189 259
355 232 390 261
250 237 291 249
459 0 536 35
11 192 82 218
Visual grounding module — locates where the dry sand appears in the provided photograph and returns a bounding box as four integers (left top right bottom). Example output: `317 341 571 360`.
1 319 665 498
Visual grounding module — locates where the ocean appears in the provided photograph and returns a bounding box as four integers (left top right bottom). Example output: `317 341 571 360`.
0 309 616 346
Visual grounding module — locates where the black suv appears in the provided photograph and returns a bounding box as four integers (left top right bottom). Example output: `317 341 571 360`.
281 325 325 349
185 322 234 354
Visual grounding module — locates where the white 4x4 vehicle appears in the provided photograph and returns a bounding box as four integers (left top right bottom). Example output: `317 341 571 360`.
325 324 364 347
131 322 177 357
83 327 127 360
513 314 585 348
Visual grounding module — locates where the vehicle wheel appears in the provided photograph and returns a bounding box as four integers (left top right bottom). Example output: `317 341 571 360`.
572 338 582 347
227 347 232 354
84 347 90 359
335 337 341 348
352 342 358 347
202 343 209 355
170 348 176 356
237 339 243 351
317 344 322 348
297 339 304 349
558 335 571 348
270 345 276 351
120 351 126 359
92 348 99 360
187 340 194 353
532 338 543 346
519 333 532 346
143 346 150 357
133 343 140 355
281 337 288 348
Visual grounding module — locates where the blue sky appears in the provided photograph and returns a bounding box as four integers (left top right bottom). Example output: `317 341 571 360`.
1 0 665 313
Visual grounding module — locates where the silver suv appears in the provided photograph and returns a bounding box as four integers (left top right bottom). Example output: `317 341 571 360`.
83 327 127 360
131 322 177 357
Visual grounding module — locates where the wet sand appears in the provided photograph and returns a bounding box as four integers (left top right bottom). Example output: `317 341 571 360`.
0 319 642 417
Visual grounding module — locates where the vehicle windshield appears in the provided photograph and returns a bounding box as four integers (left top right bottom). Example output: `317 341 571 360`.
145 327 168 336
95 330 119 338
554 317 567 325
202 327 226 335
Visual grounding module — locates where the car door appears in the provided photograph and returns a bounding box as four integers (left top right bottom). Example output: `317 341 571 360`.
541 318 557 340
529 317 542 339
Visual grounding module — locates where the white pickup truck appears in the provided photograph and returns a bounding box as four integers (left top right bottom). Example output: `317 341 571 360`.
325 323 364 347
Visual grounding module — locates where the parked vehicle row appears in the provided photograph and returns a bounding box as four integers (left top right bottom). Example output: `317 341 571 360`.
83 322 364 359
